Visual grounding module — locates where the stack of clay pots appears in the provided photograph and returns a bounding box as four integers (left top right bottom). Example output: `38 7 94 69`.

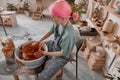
83 38 101 60
88 46 106 70
83 38 106 70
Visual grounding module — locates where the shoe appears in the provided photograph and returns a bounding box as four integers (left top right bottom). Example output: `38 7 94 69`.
56 69 63 80
56 76 63 80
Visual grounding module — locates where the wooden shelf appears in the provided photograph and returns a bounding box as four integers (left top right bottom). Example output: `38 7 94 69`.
87 18 105 38
87 18 118 43
87 0 120 78
87 18 120 57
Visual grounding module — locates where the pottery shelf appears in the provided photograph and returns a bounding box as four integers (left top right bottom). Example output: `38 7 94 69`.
92 1 120 19
104 6 120 19
87 17 120 80
87 0 120 79
87 18 120 56
82 36 106 70
87 18 106 39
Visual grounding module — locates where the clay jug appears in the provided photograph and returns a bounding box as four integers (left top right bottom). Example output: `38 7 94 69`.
102 19 114 33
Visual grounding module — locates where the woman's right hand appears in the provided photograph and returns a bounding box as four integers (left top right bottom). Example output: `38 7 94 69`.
34 50 44 58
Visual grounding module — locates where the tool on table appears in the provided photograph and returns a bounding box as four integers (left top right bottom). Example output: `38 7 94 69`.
0 14 8 38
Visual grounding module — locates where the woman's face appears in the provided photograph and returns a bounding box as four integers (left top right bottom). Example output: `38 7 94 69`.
50 14 62 24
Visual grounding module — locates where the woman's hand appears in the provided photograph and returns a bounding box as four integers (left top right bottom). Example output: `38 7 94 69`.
42 51 48 55
31 41 40 48
42 51 62 57
38 42 44 49
34 50 44 58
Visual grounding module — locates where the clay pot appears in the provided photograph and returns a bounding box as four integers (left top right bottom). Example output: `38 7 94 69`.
15 42 48 69
102 19 114 34
1 38 15 58
20 41 46 61
22 43 34 55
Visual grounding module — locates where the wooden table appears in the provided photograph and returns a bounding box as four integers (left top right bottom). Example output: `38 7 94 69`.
13 60 38 80
32 0 44 20
0 11 17 27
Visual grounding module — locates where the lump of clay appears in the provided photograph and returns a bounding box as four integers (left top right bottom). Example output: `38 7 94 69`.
1 38 15 58
20 41 45 60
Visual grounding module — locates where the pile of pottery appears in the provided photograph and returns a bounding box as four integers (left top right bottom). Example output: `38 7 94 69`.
83 38 106 70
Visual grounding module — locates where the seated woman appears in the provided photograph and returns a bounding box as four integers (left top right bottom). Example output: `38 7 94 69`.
31 0 82 80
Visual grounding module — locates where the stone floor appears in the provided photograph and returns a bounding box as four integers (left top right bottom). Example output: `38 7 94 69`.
0 14 106 80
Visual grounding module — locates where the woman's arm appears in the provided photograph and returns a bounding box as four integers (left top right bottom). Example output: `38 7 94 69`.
31 32 51 47
39 32 51 42
42 51 62 57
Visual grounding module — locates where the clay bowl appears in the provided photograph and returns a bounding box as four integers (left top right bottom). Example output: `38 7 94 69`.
15 41 48 69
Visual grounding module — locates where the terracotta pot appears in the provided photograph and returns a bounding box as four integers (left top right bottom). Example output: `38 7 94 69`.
102 19 114 33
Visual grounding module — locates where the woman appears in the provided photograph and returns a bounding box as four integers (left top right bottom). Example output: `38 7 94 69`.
32 0 82 80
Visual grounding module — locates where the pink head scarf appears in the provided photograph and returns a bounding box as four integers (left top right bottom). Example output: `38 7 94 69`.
49 0 79 22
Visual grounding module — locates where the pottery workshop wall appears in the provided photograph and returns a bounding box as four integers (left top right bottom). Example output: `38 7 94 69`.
0 0 56 12
0 0 32 11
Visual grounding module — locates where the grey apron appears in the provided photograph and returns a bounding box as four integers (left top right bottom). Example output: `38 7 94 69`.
45 24 66 52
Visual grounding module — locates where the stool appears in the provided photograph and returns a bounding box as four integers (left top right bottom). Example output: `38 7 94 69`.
32 12 44 20
0 11 17 27
13 60 39 80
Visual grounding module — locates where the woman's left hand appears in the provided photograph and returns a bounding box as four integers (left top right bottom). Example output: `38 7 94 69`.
34 50 44 58
42 51 48 55
42 51 62 57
